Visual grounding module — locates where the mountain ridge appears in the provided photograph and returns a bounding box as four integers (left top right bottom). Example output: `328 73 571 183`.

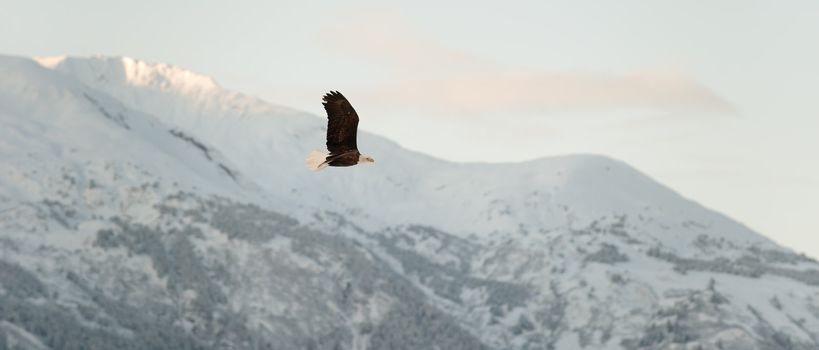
12 54 776 246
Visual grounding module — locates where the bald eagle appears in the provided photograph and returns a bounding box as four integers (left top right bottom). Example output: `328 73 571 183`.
305 91 376 171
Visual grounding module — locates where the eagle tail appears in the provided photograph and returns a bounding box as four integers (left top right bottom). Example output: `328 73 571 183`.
305 150 330 171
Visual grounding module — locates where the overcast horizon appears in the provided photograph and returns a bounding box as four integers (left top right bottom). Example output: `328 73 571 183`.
2 0 817 258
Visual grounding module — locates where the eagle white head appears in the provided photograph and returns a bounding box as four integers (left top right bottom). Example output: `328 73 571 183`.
359 155 376 164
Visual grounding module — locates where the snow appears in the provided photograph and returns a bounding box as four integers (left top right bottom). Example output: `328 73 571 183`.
11 54 773 250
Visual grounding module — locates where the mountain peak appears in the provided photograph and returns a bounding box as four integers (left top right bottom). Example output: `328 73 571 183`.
35 55 220 94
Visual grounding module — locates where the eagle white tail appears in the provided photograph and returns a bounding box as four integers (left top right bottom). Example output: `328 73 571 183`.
305 150 330 171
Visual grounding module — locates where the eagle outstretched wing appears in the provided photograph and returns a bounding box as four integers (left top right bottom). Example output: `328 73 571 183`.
322 91 360 155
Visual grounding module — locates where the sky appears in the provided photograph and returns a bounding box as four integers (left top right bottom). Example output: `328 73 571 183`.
1 0 818 258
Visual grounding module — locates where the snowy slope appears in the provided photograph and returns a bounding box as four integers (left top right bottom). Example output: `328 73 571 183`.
1 54 818 350
37 55 775 247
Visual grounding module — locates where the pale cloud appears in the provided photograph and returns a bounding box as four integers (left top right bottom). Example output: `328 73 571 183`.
319 12 735 116
363 71 734 115
317 13 495 77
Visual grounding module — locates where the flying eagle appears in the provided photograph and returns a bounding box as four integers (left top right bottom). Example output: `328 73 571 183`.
305 91 375 171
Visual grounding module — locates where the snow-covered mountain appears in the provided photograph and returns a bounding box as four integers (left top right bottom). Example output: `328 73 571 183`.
1 54 817 350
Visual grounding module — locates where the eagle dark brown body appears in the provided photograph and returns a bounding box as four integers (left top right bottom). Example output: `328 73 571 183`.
326 151 362 167
305 91 375 170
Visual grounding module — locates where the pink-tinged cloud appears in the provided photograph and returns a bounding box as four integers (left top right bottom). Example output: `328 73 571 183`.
363 71 735 115
317 13 495 76
319 12 735 115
